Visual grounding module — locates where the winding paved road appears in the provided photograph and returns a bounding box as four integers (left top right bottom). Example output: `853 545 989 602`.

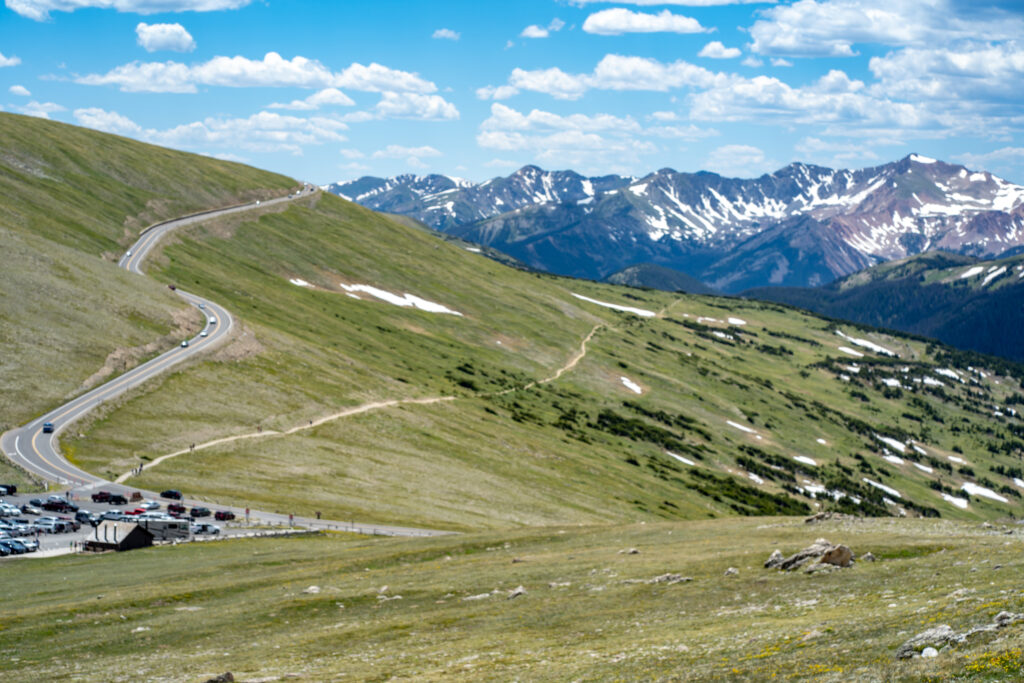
1 185 449 538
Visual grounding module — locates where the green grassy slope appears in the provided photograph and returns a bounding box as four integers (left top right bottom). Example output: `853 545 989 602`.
61 191 1024 529
0 113 296 430
3 519 1024 681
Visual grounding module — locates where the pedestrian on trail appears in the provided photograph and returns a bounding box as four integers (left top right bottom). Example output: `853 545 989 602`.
316 511 321 520
257 424 262 433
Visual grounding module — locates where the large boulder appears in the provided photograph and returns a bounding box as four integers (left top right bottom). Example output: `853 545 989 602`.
896 625 962 659
821 544 854 567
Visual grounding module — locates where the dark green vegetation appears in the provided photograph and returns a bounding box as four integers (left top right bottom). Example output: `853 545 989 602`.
0 113 295 433
3 518 1024 681
606 262 719 295
745 250 1024 362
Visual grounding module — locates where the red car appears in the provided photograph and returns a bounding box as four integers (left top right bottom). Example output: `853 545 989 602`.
167 503 186 516
214 510 235 521
123 508 146 516
91 490 111 503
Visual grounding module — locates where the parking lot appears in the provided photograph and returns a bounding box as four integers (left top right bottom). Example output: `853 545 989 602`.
0 489 255 558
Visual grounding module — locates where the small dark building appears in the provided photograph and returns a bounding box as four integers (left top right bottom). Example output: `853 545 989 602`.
85 521 154 552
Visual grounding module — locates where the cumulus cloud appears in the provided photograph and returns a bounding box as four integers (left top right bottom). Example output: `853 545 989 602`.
0 52 21 67
520 17 565 39
8 0 251 20
477 54 721 101
704 144 775 177
373 92 459 120
136 22 195 52
954 147 1024 182
868 43 1024 102
16 100 65 119
748 0 1024 57
795 136 881 166
570 0 771 4
583 8 708 35
9 84 31 96
372 144 442 159
268 88 355 110
432 28 460 40
73 107 348 155
771 58 793 67
77 52 437 94
338 148 364 159
698 41 741 59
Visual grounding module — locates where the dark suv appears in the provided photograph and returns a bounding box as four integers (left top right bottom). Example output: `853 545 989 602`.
161 489 183 500
189 507 211 518
91 491 111 503
108 494 128 506
42 500 78 513
214 510 235 521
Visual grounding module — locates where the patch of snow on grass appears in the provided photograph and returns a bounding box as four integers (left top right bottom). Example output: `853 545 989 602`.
571 293 655 317
836 330 896 357
948 455 966 464
923 377 945 387
875 434 907 453
620 377 643 394
942 493 968 509
727 317 746 326
289 278 312 287
666 451 694 466
464 247 482 253
816 438 827 445
1014 477 1024 488
934 368 962 381
726 420 757 434
961 482 1008 503
959 265 985 279
883 455 904 465
793 455 817 467
912 444 928 456
839 346 864 357
863 478 901 498
748 472 764 485
882 378 901 388
913 462 933 474
339 284 463 316
982 266 1007 287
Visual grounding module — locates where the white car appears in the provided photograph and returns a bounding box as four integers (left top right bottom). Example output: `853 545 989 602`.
200 330 208 338
191 522 221 535
139 501 160 510
181 340 189 348
198 303 205 309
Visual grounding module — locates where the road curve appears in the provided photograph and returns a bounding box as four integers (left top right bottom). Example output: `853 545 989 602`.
1 186 453 538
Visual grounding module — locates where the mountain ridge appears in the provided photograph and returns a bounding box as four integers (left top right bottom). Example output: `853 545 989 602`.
325 155 1024 291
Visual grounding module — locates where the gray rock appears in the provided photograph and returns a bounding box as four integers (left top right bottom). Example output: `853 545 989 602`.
803 562 839 575
508 585 526 599
821 544 854 567
205 674 234 683
764 549 784 569
648 573 692 585
896 625 962 659
861 552 876 562
777 538 835 571
921 647 938 658
724 567 739 577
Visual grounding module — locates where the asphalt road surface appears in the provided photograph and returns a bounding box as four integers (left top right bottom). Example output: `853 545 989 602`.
1 186 450 546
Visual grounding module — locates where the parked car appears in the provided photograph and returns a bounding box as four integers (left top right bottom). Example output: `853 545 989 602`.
107 494 128 506
1 539 28 554
99 511 129 522
0 542 10 557
20 538 38 552
0 503 20 517
191 522 220 535
167 503 186 516
0 484 16 495
28 498 46 507
42 422 54 433
214 510 235 521
161 489 183 500
123 508 146 516
139 500 160 510
91 490 111 503
189 506 211 518
56 516 80 531
20 504 41 515
42 500 78 513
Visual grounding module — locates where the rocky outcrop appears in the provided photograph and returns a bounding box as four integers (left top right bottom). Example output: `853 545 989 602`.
765 538 856 572
896 612 1024 659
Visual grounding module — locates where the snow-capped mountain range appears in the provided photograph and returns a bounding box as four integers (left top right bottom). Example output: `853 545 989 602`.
324 155 1024 292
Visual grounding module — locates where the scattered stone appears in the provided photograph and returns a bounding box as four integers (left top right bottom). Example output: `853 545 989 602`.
724 567 739 577
301 585 320 595
378 585 389 594
896 625 961 659
805 511 856 524
648 573 692 585
764 550 784 569
508 585 526 599
921 647 938 658
861 552 876 562
512 557 524 563
462 593 491 601
768 538 857 572
548 582 571 589
803 562 839 575
204 674 234 683
132 626 150 633
619 548 640 555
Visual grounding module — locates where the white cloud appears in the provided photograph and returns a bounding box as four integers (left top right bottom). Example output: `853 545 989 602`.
373 92 459 120
583 8 708 35
484 158 520 168
771 58 793 67
135 22 195 52
268 88 355 110
0 52 21 67
338 148 364 159
9 84 31 96
741 56 763 67
869 43 1024 102
77 52 436 94
16 100 65 119
749 0 1024 57
795 136 881 166
8 0 251 21
481 103 641 133
432 28 460 41
704 144 775 177
698 41 741 59
478 54 722 101
73 107 348 155
520 25 550 38
954 147 1024 182
372 144 441 159
570 0 772 4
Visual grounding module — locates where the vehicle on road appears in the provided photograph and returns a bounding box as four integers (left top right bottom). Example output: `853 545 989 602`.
208 316 216 324
200 330 208 337
161 489 182 500
189 506 211 518
181 340 189 347
191 522 220 535
42 422 54 433
198 303 205 309
108 494 128 506
91 490 111 503
214 510 235 521
168 284 176 291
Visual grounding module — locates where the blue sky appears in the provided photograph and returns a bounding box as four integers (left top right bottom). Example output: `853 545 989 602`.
2 0 1023 184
